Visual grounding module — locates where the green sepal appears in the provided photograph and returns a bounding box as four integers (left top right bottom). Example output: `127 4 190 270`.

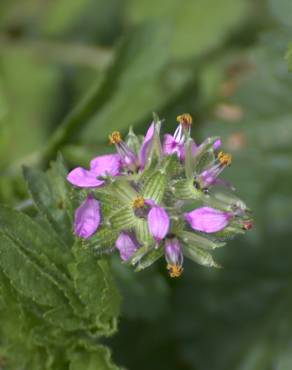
85 227 119 253
184 138 195 179
212 223 245 241
134 218 153 245
171 179 201 200
195 149 216 174
135 247 163 271
159 154 182 177
141 170 166 203
126 126 141 154
95 192 125 217
193 136 220 173
109 206 137 230
207 187 248 212
182 243 220 268
178 231 225 250
127 245 150 266
106 179 137 204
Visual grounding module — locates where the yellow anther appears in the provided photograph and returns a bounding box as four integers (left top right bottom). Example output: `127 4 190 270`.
176 113 193 128
132 196 145 209
109 131 122 145
167 264 183 278
218 151 232 166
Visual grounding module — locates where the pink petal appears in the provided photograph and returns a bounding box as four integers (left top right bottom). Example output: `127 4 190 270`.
74 196 101 239
90 154 121 177
184 207 231 233
147 206 170 242
162 134 177 155
139 123 155 168
67 167 104 188
115 232 138 261
213 138 221 150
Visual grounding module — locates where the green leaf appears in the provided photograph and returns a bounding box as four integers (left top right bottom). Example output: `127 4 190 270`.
126 0 249 60
69 346 121 370
23 159 74 246
0 233 66 307
79 23 173 145
0 47 59 167
0 205 70 267
268 0 292 27
70 244 120 333
285 43 292 71
86 227 119 254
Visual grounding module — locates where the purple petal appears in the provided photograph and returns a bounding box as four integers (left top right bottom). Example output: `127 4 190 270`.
147 206 170 242
163 134 185 160
200 169 216 187
139 123 155 168
213 138 221 150
190 139 198 155
90 154 121 177
184 207 231 233
74 196 101 239
212 178 235 191
67 167 104 188
163 134 177 155
164 238 183 266
115 232 139 261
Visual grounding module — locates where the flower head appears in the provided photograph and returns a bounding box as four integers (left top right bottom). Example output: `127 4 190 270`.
67 112 251 277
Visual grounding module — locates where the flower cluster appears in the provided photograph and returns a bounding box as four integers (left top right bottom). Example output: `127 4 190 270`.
67 114 252 277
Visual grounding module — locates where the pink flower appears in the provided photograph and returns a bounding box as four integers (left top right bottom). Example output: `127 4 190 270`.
74 195 101 238
184 207 231 233
67 154 121 188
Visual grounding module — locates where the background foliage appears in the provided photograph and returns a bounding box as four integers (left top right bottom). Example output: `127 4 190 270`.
0 0 292 369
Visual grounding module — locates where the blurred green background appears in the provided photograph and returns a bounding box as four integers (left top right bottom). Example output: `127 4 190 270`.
1 0 292 369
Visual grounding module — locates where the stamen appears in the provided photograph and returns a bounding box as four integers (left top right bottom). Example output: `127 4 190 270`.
109 131 122 145
167 264 183 278
132 196 145 209
218 151 232 166
176 113 193 129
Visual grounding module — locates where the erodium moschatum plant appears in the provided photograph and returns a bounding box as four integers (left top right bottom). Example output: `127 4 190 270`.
67 114 253 277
